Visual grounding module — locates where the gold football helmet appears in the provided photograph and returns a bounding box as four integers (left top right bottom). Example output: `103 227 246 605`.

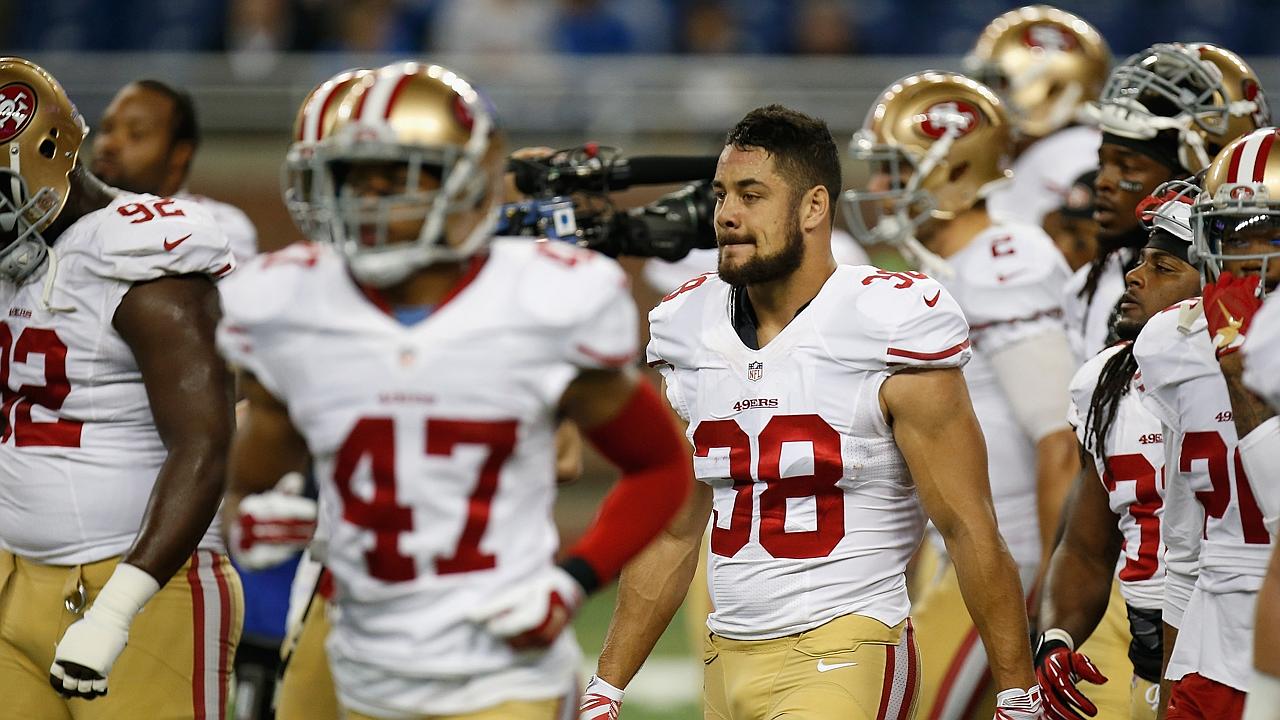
0 57 88 282
844 70 1012 277
282 68 371 240
1191 127 1280 285
313 61 506 286
964 5 1111 139
1091 43 1269 173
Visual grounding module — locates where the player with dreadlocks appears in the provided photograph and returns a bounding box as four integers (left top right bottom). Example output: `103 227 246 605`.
1036 187 1202 720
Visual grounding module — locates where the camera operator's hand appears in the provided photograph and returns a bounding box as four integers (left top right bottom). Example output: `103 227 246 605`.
504 147 556 201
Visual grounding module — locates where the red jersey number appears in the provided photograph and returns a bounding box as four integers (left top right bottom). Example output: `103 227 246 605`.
0 322 83 447
332 416 518 582
1102 453 1163 582
1181 431 1270 545
694 414 845 560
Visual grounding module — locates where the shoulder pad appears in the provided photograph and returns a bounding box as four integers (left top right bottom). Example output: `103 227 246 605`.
86 194 235 283
219 242 336 330
499 239 629 325
825 266 971 371
646 270 722 370
1132 297 1213 429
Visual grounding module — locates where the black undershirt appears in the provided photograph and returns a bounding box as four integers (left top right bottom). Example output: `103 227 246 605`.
730 286 814 350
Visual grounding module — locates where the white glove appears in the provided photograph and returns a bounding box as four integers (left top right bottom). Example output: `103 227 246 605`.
579 674 624 719
229 472 317 570
50 563 160 699
995 685 1044 720
467 565 584 649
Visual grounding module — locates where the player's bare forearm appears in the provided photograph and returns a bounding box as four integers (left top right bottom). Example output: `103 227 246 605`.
224 372 311 540
1039 463 1123 642
883 366 1035 690
595 482 711 688
1220 352 1277 438
946 521 1037 688
1036 428 1082 568
114 275 234 584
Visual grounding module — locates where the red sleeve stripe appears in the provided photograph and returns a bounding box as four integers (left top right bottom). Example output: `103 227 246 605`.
886 339 970 361
968 308 1062 333
575 343 636 368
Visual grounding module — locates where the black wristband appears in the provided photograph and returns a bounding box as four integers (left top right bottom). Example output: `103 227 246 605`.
1034 635 1070 666
558 556 601 596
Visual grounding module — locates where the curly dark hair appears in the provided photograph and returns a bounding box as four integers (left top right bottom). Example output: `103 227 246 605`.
724 104 842 225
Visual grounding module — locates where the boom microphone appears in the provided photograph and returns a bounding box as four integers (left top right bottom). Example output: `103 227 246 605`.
510 153 719 196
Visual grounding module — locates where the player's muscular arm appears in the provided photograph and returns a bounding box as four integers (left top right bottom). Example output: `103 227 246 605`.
223 372 310 542
882 366 1036 691
594 480 711 689
1219 351 1277 438
114 274 234 584
1039 463 1124 643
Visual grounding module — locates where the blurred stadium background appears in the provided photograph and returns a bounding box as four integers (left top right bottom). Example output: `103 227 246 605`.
6 1 1279 718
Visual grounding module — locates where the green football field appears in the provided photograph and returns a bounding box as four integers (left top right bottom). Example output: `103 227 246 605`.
574 585 702 720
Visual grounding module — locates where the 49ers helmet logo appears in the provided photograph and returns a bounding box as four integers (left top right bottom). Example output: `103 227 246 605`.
1230 185 1256 201
917 101 981 139
1022 23 1078 52
0 82 35 144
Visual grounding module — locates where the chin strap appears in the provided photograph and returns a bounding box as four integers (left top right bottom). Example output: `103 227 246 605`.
40 245 75 313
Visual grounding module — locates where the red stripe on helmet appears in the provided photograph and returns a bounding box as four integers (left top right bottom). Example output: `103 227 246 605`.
1254 130 1277 183
383 72 415 120
1227 138 1247 183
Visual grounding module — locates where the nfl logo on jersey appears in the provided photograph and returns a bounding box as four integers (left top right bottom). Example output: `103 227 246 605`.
747 361 763 382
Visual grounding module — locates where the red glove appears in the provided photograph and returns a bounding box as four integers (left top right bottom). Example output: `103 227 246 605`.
1203 272 1263 357
1035 630 1108 719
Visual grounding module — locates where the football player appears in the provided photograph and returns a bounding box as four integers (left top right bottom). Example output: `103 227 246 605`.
967 5 1110 230
1188 127 1280 720
1067 43 1268 364
91 79 258 263
580 104 1041 720
0 57 242 718
843 71 1086 720
1037 190 1202 720
218 61 692 720
1131 127 1280 719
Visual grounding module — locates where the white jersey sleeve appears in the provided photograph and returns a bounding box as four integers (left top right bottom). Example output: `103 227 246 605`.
216 243 321 399
834 267 971 372
522 241 638 371
1243 295 1280 410
177 191 258 263
85 194 235 284
1132 300 1210 431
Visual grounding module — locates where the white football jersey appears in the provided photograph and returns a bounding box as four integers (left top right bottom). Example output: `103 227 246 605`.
217 239 635 711
935 221 1071 570
641 228 869 295
648 265 970 640
1244 295 1280 410
176 191 257 263
987 125 1101 227
1067 343 1166 610
1133 299 1272 690
0 194 235 564
1062 249 1132 367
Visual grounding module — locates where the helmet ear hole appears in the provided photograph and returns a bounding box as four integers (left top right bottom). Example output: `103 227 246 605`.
38 137 55 159
949 161 969 183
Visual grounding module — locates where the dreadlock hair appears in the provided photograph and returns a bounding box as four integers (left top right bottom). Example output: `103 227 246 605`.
1081 342 1140 462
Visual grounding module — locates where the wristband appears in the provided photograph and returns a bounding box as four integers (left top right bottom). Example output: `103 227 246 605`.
86 563 161 630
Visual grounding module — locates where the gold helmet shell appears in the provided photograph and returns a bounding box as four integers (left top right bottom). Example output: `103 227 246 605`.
315 61 506 286
0 57 87 236
965 5 1110 139
844 71 1012 277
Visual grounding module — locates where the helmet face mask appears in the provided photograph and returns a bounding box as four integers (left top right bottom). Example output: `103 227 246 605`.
1191 127 1280 294
282 68 372 242
312 62 504 288
1091 43 1270 173
843 130 936 248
